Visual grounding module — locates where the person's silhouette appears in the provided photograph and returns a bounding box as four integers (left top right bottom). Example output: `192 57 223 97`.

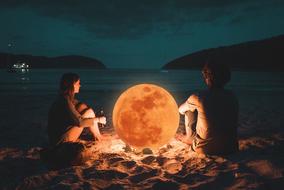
178 61 239 155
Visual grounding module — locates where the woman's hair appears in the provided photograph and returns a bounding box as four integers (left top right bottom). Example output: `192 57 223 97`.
59 73 80 97
202 60 231 88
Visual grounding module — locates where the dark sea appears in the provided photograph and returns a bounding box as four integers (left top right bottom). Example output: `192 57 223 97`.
0 69 284 147
1 69 284 109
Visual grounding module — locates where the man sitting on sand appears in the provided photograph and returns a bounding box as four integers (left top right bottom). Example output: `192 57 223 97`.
178 61 239 155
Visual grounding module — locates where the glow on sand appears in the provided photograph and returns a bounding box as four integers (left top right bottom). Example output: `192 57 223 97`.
112 84 180 150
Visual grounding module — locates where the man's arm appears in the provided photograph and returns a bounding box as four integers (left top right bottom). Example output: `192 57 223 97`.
179 94 198 114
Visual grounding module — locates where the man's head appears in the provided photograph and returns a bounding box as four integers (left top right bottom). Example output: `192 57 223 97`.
202 60 231 89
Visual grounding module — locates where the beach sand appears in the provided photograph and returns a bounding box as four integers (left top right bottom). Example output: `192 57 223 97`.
0 90 284 189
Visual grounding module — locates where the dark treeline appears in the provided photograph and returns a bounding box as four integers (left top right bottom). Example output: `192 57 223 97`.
0 54 106 69
163 35 284 71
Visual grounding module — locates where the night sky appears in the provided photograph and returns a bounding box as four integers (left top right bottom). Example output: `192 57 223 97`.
1 0 284 69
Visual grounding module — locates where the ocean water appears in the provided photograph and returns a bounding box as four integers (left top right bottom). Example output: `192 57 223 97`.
0 69 203 92
1 68 283 112
0 69 284 147
1 69 284 92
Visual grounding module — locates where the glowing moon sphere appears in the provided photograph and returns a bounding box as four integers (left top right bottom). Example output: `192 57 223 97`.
113 84 179 150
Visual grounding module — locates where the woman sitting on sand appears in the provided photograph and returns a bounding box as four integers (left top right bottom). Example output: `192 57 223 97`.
178 61 239 155
47 72 106 147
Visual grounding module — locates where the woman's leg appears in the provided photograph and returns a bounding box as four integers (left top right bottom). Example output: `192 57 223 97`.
89 121 103 141
61 126 84 143
77 103 103 140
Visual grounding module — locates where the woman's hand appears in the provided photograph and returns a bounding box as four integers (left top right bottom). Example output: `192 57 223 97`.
96 116 106 125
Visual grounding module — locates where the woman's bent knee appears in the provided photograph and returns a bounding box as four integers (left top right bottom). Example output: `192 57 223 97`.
76 102 89 113
82 108 95 118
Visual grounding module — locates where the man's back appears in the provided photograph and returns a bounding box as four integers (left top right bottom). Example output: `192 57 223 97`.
191 89 239 155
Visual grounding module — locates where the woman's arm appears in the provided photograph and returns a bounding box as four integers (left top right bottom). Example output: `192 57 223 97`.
75 102 91 115
65 97 83 126
65 97 106 128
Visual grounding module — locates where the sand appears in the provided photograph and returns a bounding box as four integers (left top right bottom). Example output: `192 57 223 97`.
0 91 284 189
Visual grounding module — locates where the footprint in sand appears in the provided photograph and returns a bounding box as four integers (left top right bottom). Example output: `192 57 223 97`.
108 157 125 166
129 169 159 183
119 160 137 169
85 169 128 180
163 160 182 174
141 156 156 165
156 156 168 166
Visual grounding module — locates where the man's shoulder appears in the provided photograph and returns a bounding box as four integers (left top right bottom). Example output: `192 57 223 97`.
199 89 236 96
187 92 201 104
193 89 238 102
223 89 238 100
192 90 209 97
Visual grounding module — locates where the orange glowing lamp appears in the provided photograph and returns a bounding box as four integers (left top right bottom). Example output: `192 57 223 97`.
112 84 179 150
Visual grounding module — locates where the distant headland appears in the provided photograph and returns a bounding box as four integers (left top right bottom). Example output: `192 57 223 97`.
162 35 284 71
0 54 106 69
